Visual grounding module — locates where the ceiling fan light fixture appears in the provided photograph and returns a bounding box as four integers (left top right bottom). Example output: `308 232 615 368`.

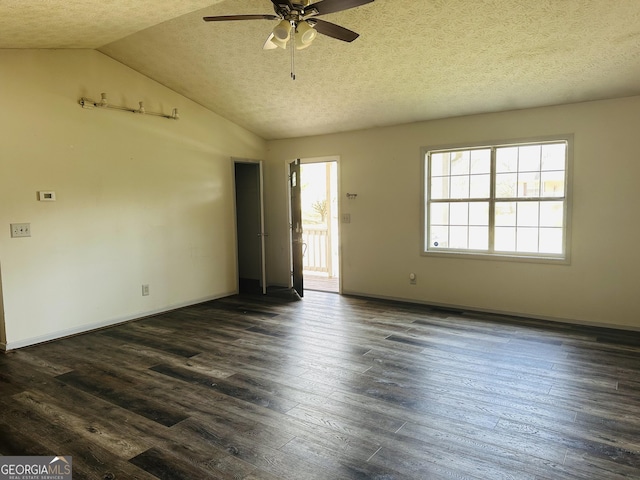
295 20 317 49
203 0 374 77
263 33 279 50
268 33 288 49
272 19 292 41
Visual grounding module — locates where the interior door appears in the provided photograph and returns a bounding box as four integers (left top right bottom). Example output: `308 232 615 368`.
289 159 304 297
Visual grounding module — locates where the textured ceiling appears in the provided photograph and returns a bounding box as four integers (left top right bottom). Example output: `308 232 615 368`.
3 0 640 139
0 1 222 48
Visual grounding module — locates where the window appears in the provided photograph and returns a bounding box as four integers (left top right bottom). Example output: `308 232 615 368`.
423 137 570 261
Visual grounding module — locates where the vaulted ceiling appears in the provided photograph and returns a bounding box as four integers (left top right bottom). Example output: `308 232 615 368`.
3 0 640 139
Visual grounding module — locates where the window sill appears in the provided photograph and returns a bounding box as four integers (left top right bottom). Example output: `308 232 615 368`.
422 249 570 265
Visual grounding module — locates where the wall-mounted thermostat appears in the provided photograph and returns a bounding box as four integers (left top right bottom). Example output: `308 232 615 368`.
38 191 56 201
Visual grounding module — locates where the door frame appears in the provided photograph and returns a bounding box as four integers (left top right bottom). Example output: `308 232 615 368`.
285 155 341 294
233 157 267 295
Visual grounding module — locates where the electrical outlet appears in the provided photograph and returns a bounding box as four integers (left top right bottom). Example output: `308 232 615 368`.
142 284 150 296
10 223 31 238
341 213 351 224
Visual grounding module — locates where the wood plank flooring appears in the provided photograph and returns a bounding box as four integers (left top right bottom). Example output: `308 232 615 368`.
1 291 640 479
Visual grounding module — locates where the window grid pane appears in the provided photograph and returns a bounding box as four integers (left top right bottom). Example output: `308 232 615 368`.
426 140 567 258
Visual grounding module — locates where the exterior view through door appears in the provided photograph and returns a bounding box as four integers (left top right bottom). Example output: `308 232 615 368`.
300 160 339 293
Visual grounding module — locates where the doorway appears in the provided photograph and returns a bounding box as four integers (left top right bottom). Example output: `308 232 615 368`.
234 160 266 294
300 159 340 293
0 261 6 348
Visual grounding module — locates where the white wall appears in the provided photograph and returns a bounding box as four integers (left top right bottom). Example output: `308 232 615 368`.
0 49 266 349
265 97 640 330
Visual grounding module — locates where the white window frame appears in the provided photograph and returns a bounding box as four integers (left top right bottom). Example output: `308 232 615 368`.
421 135 572 264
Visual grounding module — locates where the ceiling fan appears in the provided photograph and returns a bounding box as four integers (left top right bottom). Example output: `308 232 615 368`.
203 0 374 52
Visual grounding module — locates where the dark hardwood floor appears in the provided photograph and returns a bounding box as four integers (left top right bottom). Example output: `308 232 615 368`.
1 291 640 479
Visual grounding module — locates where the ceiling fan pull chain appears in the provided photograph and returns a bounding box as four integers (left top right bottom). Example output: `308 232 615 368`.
290 21 296 80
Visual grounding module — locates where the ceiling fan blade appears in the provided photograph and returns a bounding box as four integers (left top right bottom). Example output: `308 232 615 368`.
309 19 359 42
305 0 374 16
203 14 279 22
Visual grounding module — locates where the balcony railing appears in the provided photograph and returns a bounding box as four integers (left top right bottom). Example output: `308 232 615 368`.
302 225 332 276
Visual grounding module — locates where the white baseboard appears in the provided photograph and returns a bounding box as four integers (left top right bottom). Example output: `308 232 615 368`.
341 290 640 333
5 289 634 352
1 291 236 352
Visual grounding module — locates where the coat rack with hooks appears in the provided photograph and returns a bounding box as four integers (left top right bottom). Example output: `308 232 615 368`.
79 93 179 120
